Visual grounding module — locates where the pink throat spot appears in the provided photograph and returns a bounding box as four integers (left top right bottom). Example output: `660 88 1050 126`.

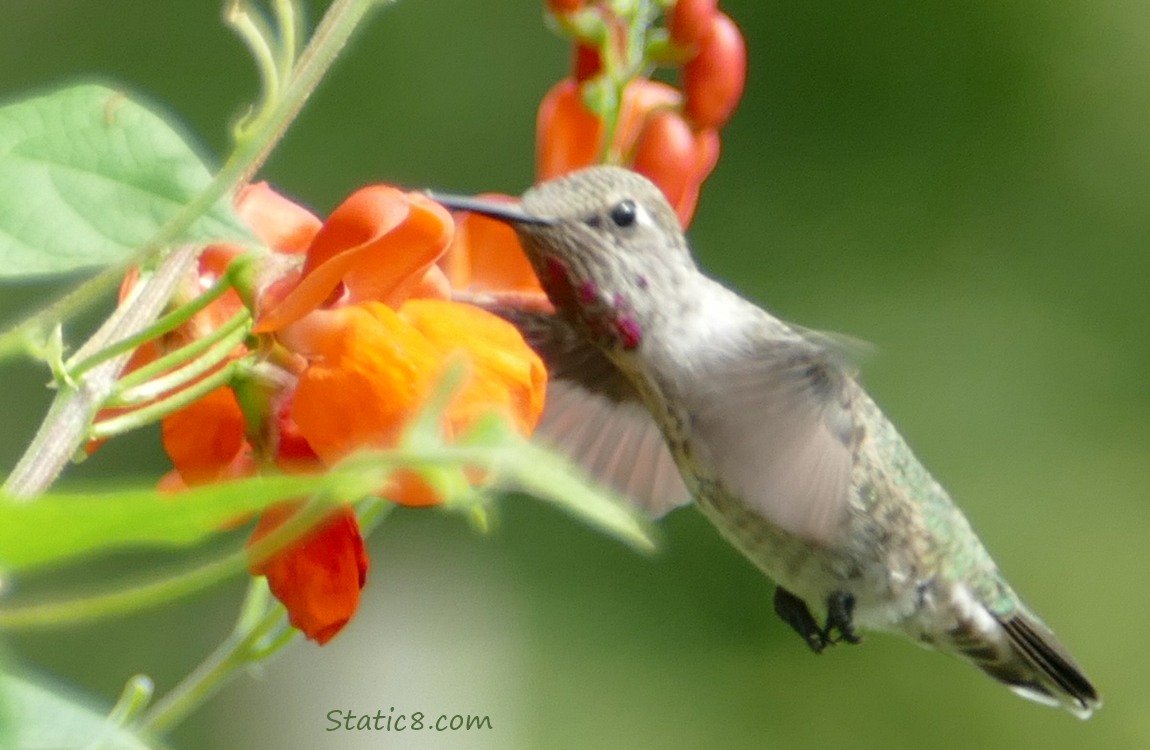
542 255 641 350
613 316 642 350
542 255 578 309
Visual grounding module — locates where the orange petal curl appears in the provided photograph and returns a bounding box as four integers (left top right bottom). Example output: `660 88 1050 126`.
257 187 453 333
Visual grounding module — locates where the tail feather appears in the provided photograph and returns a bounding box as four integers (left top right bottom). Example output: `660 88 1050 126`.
959 610 1100 719
996 614 1100 718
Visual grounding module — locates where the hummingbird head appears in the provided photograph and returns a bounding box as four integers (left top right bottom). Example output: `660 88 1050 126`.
433 166 699 352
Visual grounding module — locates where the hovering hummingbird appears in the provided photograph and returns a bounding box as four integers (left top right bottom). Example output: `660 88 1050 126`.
431 166 1100 718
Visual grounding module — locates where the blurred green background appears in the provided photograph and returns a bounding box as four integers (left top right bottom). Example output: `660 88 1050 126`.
2 1 1148 748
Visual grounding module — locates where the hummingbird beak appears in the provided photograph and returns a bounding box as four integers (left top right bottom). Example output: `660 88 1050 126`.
427 192 556 227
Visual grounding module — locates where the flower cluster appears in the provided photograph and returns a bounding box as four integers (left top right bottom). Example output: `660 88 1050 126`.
131 183 546 643
540 0 747 226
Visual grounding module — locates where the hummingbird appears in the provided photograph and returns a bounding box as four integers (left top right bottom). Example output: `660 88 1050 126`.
431 166 1100 718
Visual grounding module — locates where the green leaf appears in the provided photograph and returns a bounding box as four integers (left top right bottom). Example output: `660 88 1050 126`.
0 83 252 278
0 473 354 572
0 415 654 575
0 671 165 750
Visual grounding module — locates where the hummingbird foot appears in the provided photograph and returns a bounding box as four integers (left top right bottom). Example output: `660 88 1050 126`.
773 587 829 653
824 591 862 646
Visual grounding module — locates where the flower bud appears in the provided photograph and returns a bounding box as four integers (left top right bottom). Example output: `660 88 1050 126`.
682 13 746 128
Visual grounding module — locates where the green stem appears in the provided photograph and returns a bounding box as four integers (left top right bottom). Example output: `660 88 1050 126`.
91 359 245 438
139 592 289 736
106 675 156 727
113 318 251 406
227 0 282 115
66 275 237 380
232 0 391 187
114 309 251 393
0 546 247 630
272 0 303 83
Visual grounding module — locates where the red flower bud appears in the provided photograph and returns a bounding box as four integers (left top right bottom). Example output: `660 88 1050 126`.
669 0 718 47
682 13 747 129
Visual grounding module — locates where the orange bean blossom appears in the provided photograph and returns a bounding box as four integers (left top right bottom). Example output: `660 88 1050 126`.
132 182 546 644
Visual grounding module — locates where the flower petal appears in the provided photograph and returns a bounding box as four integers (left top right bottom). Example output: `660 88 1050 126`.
287 303 441 465
161 386 249 485
249 502 368 645
615 79 682 159
236 182 323 255
409 264 453 301
256 187 453 333
441 200 545 296
399 299 547 436
536 78 604 181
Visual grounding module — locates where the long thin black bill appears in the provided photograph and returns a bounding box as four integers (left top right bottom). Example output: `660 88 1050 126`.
426 191 556 226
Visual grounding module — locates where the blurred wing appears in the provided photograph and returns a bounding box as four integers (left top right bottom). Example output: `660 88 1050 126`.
487 304 692 517
537 380 692 517
691 334 860 545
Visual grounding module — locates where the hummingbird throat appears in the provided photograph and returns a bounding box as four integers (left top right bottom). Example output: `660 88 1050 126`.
541 255 643 351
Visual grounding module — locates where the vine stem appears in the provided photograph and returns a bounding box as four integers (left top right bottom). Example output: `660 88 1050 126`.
139 579 295 736
1 0 390 500
2 245 198 499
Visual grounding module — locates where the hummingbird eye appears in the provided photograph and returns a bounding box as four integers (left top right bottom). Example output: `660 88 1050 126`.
609 199 638 228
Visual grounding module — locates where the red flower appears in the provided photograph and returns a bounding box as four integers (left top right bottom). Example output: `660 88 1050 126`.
249 503 367 645
538 1 747 227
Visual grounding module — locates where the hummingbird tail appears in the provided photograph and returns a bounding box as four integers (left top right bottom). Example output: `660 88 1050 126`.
958 610 1100 718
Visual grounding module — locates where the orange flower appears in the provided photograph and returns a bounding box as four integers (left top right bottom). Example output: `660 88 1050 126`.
262 187 547 468
149 182 547 644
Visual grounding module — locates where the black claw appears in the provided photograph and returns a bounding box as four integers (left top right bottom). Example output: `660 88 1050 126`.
825 591 862 645
773 587 828 654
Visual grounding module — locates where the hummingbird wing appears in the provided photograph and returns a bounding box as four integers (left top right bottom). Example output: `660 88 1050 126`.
540 381 693 516
690 333 860 545
482 305 692 517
